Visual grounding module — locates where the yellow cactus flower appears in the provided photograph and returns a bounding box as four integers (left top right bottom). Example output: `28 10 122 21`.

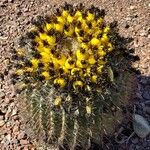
88 55 96 65
103 26 110 33
73 80 83 89
31 58 39 69
65 58 75 69
40 52 51 63
91 75 98 83
56 55 67 66
74 10 82 19
86 12 94 22
54 78 66 88
76 49 88 60
14 3 115 89
62 10 69 18
76 60 87 68
64 26 74 37
39 33 48 40
67 15 74 23
45 23 53 31
90 38 101 46
47 36 56 46
71 68 82 76
41 71 50 80
54 23 64 32
57 16 65 24
101 34 109 43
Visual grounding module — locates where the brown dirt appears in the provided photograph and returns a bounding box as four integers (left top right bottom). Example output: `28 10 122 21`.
0 0 150 150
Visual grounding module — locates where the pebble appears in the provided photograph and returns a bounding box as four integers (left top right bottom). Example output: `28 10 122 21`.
20 139 29 145
13 125 19 133
133 114 150 138
0 120 5 127
6 134 11 143
143 91 150 100
11 107 18 116
129 144 134 150
130 5 136 10
0 90 5 99
132 137 139 144
140 30 148 37
17 131 25 140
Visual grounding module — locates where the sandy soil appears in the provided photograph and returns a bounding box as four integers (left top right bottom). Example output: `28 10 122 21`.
0 0 150 149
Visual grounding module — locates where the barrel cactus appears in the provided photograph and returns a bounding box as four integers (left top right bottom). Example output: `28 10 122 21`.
11 2 138 150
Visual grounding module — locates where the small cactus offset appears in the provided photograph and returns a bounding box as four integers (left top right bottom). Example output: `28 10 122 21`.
11 2 139 150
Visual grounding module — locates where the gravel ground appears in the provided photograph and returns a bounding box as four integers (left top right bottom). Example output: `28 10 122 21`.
0 0 150 149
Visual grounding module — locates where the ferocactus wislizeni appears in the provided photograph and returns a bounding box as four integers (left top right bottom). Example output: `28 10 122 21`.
11 2 138 150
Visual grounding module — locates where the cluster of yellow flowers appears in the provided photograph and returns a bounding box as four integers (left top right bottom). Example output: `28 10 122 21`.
14 3 113 89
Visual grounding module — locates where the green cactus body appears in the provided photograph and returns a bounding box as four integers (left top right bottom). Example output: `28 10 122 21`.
11 3 138 150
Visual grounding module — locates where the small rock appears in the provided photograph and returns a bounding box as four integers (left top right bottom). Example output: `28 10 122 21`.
138 37 145 47
130 5 136 10
140 78 148 85
6 134 11 142
129 143 134 150
12 138 18 144
11 107 18 116
133 114 150 138
20 139 29 145
123 22 130 29
8 0 13 2
0 120 5 127
143 91 150 100
0 90 5 99
132 137 139 144
135 145 140 149
140 30 148 37
17 131 25 140
13 125 19 133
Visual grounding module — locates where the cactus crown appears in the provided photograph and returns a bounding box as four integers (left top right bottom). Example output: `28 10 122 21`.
12 3 113 90
11 2 138 150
